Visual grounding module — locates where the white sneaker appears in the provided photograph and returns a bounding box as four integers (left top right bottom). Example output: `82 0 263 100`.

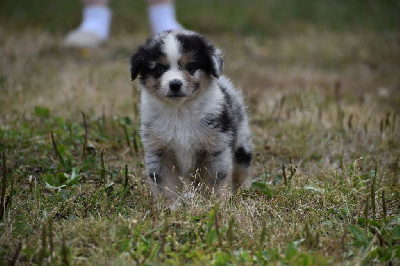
64 30 104 48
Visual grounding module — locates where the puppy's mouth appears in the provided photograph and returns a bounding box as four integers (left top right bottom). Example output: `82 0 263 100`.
167 93 186 98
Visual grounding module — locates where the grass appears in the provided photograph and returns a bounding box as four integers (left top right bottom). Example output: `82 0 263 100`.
1 0 400 264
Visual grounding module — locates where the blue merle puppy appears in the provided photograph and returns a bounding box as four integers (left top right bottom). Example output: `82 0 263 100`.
130 30 252 204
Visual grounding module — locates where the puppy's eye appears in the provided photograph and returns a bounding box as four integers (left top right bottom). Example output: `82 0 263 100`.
154 64 167 74
185 64 197 75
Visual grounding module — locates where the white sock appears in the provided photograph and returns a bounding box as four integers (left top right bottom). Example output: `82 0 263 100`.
148 3 182 35
78 6 112 40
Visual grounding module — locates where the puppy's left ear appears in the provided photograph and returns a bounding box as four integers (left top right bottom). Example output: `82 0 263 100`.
210 48 224 78
129 52 142 81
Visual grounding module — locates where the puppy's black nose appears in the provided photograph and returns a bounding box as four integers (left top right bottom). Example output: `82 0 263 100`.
169 80 182 92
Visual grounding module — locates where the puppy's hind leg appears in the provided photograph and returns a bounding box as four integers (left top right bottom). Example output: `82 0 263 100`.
232 146 252 192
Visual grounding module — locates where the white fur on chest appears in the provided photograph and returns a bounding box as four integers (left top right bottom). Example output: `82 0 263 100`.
140 83 223 174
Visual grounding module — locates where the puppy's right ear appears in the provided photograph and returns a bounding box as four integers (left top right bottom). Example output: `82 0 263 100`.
129 52 142 81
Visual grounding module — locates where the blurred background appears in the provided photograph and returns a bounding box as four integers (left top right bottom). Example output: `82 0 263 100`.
1 0 399 37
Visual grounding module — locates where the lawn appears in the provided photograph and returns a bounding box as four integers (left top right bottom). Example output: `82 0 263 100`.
1 0 399 264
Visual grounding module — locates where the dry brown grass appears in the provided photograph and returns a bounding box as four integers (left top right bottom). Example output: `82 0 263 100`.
1 28 399 120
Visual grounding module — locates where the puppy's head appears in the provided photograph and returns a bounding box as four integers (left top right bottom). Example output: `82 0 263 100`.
130 30 223 104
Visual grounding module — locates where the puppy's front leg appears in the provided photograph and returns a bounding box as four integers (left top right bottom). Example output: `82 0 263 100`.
197 149 233 197
145 150 182 205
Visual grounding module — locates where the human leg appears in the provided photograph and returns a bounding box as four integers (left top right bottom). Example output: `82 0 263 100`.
65 0 182 47
147 0 182 35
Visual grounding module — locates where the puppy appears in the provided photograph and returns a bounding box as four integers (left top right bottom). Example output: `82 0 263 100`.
130 30 252 204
